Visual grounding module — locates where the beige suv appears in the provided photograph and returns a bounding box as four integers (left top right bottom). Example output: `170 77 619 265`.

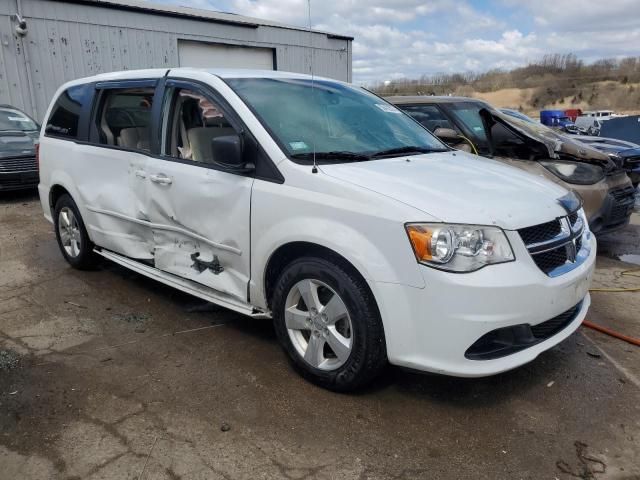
388 96 635 235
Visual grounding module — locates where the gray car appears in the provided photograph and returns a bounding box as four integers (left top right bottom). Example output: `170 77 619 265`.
0 105 39 192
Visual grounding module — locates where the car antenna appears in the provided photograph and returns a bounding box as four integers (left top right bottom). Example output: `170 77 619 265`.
307 0 318 174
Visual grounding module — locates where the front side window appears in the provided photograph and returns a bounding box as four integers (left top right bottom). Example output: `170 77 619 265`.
401 104 455 133
45 85 90 139
161 87 237 164
226 78 447 162
96 88 154 152
0 108 38 132
446 102 489 143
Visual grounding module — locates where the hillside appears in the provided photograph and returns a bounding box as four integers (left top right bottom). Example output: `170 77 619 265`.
373 54 640 115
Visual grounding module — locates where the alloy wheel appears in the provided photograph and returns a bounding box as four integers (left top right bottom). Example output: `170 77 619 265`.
58 207 82 258
284 279 353 370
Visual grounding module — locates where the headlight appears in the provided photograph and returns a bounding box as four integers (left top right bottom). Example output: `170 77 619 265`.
540 160 604 185
405 223 515 272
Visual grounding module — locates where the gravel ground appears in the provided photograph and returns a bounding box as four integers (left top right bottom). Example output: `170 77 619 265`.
1 191 639 480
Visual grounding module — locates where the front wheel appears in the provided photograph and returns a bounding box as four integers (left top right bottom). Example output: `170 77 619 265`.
272 256 387 391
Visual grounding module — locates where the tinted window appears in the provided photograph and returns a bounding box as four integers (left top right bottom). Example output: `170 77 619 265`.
162 87 237 164
96 88 154 152
45 85 89 139
401 104 455 132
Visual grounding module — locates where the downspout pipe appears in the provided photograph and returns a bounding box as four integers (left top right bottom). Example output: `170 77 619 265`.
14 0 39 120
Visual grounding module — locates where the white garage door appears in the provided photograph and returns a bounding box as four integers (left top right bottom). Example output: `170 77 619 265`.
178 40 275 70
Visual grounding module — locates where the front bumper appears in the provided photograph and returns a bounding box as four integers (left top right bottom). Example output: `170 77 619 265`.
0 170 39 191
375 230 596 377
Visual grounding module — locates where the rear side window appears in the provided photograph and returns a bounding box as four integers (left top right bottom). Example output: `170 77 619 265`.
95 88 154 152
45 85 89 139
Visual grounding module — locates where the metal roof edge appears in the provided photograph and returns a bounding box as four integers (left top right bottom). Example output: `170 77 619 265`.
54 0 354 40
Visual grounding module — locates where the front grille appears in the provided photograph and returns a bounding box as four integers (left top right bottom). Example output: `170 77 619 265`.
0 175 38 188
568 211 578 226
532 247 568 274
531 303 581 338
607 186 636 225
611 185 636 200
518 219 561 245
518 212 585 277
0 156 37 173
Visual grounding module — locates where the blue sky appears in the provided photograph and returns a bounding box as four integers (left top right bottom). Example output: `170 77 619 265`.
152 0 640 84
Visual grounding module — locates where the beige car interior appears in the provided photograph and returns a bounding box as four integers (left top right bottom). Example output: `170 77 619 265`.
170 90 235 163
100 89 153 152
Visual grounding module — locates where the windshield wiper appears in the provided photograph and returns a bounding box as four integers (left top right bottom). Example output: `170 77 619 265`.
369 146 442 158
290 151 371 162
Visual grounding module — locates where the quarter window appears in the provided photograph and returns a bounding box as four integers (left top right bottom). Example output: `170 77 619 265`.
96 88 155 152
45 85 89 139
162 87 237 164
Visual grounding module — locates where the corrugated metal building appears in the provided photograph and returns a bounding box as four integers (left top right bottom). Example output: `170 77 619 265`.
0 0 353 120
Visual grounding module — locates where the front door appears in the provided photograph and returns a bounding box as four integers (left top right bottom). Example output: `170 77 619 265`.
144 80 253 301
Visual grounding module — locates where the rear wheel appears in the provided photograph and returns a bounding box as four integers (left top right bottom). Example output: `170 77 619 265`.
272 256 387 391
53 194 98 269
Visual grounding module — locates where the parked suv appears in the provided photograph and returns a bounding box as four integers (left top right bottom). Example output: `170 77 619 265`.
0 105 40 191
389 97 635 234
39 70 595 390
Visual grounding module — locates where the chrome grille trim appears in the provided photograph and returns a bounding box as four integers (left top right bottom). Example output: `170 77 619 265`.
518 211 591 277
0 156 37 173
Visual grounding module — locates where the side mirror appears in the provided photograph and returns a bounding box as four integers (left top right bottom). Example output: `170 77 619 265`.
211 135 254 173
433 127 459 141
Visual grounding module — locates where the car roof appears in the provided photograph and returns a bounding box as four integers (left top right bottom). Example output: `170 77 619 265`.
63 68 336 87
385 95 488 105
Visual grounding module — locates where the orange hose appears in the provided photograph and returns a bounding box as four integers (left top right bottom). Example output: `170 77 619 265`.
582 319 640 347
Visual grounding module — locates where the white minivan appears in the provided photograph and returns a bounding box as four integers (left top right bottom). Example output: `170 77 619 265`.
39 69 596 391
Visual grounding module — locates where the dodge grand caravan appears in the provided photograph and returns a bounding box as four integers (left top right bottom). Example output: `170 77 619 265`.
39 69 595 391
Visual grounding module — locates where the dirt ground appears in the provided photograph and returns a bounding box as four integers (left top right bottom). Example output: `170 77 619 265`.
1 191 639 480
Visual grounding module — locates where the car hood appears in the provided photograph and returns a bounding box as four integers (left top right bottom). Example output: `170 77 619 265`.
485 109 614 167
320 151 570 230
618 147 640 168
0 131 37 159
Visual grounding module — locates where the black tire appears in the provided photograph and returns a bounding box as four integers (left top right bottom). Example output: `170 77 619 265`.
53 194 99 270
272 256 387 392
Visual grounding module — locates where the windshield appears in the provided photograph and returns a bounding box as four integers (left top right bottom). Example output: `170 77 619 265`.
0 108 38 132
225 78 447 162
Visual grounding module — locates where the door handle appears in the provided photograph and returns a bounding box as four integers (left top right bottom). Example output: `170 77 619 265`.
134 169 147 179
149 173 173 185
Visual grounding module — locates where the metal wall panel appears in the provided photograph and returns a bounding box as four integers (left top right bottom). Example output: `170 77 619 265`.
0 0 352 119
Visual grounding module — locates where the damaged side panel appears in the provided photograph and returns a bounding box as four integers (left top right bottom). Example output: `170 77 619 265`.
145 157 253 302
78 146 154 259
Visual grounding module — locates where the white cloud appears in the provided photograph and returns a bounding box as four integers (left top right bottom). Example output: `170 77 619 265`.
153 0 639 84
520 0 640 31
